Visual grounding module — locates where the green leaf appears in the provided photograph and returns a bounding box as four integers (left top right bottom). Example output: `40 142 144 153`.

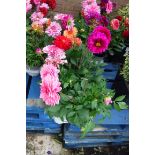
118 102 128 109
64 83 69 88
91 100 97 109
67 111 75 117
114 102 121 111
60 93 70 102
81 79 88 89
115 95 126 102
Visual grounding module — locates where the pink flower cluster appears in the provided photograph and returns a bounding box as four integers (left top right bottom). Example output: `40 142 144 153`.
40 64 62 106
40 41 68 106
54 14 75 30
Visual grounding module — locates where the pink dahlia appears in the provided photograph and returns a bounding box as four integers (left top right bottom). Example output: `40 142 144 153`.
93 26 111 43
40 75 61 106
35 48 42 54
30 12 44 22
26 0 32 13
104 96 112 105
110 19 120 30
106 0 113 14
43 45 67 66
84 3 101 16
45 21 62 38
38 3 49 16
87 32 109 54
54 13 66 20
40 63 60 79
33 0 41 5
81 0 96 8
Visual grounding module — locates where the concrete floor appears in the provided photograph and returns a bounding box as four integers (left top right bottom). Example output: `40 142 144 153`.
26 134 129 155
26 134 72 155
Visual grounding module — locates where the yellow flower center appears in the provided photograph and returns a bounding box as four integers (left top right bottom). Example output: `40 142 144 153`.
96 42 101 47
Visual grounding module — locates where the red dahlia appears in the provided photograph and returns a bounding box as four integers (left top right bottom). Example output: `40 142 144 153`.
54 36 72 51
39 7 48 16
47 0 56 10
116 16 123 21
122 30 129 38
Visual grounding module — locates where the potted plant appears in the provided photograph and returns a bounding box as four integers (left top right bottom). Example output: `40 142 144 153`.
26 0 56 76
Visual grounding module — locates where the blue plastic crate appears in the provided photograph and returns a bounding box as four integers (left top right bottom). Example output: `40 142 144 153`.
63 109 129 148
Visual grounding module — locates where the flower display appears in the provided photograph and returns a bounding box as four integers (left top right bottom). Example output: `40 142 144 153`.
87 31 109 54
45 21 62 38
110 19 120 30
53 36 72 51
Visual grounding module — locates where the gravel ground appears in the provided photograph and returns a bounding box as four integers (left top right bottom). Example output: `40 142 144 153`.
26 134 129 155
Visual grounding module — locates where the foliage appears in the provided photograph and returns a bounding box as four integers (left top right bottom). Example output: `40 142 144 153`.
45 44 128 137
121 52 129 82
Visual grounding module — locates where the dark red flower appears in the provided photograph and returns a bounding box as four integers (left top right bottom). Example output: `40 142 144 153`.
116 16 123 21
39 7 48 16
41 0 47 3
47 0 56 10
122 30 129 38
53 36 72 51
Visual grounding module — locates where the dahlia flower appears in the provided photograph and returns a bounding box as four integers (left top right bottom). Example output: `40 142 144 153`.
43 45 65 58
122 30 129 38
30 12 44 22
81 0 96 8
106 0 113 14
54 36 72 51
38 3 49 16
116 16 123 21
104 97 112 105
48 0 56 10
63 27 78 39
26 0 32 13
40 74 61 106
110 19 120 30
33 0 41 5
74 38 82 46
93 26 111 43
45 21 62 38
84 12 101 26
84 3 101 16
54 13 66 20
31 21 44 33
40 63 60 79
87 32 109 54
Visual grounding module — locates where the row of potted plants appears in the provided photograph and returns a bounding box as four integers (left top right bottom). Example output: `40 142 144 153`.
26 0 128 136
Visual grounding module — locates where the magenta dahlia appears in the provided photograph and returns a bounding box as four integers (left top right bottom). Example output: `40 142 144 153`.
87 32 109 54
93 26 111 43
